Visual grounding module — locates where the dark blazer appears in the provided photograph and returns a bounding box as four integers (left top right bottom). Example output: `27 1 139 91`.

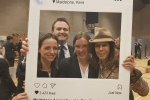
58 45 74 64
0 59 16 100
5 41 15 59
18 42 22 52
68 45 74 57
59 55 98 78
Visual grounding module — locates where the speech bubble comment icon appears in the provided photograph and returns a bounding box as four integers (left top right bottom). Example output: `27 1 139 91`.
42 83 47 88
34 83 40 88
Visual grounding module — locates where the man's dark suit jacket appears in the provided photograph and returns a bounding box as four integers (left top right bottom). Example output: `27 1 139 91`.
67 45 74 57
58 45 74 64
59 55 98 78
5 41 15 59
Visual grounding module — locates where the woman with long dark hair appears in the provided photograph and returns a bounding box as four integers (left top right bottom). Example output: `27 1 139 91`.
0 46 16 100
11 33 59 100
89 27 149 100
37 33 58 77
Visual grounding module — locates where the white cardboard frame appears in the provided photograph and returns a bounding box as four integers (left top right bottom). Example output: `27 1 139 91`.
25 0 133 100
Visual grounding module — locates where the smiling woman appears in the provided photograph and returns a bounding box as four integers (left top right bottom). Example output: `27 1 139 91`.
58 31 98 78
37 33 59 77
94 42 110 63
89 27 149 100
11 33 59 100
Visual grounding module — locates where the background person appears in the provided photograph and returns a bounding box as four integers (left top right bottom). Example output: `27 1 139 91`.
18 39 22 56
137 41 142 59
16 39 24 78
114 37 120 59
89 28 149 100
115 37 120 50
5 36 15 67
0 45 16 100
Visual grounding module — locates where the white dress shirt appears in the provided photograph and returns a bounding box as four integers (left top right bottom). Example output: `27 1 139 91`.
79 64 89 78
58 43 70 58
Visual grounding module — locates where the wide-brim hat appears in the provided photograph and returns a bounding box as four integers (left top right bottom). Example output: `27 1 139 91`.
89 27 114 43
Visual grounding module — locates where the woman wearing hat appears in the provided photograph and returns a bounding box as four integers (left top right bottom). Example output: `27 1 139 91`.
89 27 149 99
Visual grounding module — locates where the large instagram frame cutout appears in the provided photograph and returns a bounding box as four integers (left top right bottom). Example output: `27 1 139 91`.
26 0 133 100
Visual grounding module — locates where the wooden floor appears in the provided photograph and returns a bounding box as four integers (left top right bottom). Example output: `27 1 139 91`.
13 60 18 86
13 59 150 100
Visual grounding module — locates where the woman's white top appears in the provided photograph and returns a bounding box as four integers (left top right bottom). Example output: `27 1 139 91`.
79 64 89 78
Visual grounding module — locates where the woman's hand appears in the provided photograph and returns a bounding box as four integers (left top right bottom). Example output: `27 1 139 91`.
122 56 135 74
12 92 28 100
20 38 29 58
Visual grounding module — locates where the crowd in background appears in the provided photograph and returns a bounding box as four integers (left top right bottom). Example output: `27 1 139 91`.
135 41 142 59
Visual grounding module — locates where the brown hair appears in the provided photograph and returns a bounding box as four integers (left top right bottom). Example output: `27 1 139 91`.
38 33 58 76
52 18 70 31
90 41 119 70
73 31 91 54
7 36 13 41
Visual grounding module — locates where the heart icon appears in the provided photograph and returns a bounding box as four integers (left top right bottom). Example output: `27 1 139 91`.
35 90 39 94
34 83 40 88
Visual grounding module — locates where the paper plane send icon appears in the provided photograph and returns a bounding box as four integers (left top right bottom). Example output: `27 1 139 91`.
50 83 56 88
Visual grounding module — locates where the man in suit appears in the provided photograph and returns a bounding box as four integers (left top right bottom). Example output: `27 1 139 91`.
51 18 74 63
20 18 74 64
5 36 15 67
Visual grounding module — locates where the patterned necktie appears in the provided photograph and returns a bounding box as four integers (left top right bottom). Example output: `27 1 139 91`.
58 46 65 63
